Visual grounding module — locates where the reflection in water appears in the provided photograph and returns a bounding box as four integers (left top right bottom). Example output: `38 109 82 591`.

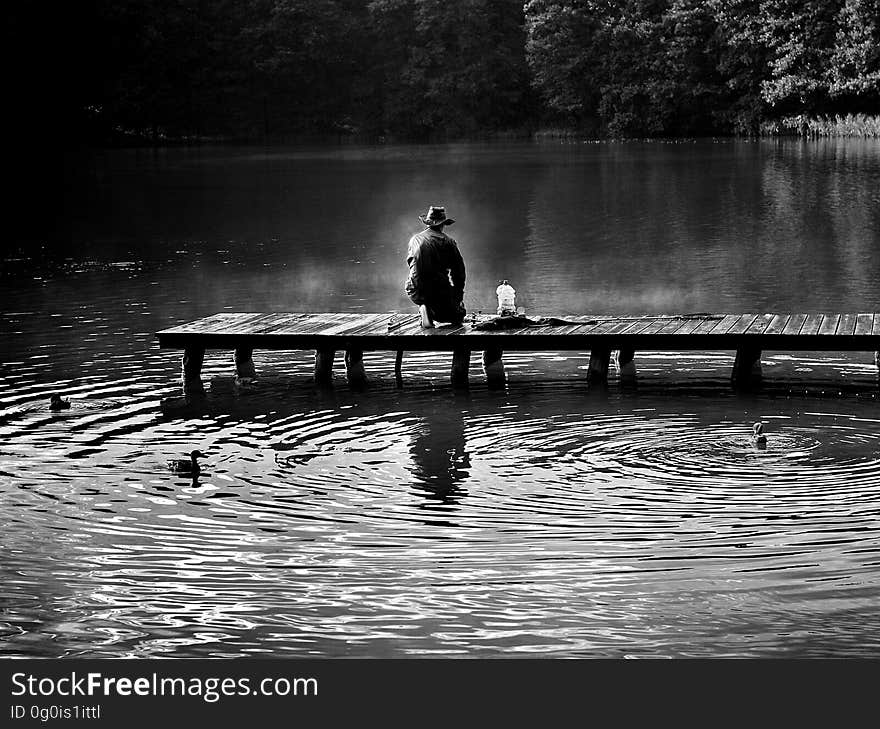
409 396 470 504
3 140 880 657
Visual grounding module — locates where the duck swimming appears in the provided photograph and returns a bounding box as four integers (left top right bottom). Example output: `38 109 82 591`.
752 422 767 449
170 449 206 474
49 394 71 411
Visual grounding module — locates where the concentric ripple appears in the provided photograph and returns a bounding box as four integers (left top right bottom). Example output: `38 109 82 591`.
4 360 880 658
5 140 880 657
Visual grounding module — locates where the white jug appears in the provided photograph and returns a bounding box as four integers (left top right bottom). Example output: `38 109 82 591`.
496 280 516 316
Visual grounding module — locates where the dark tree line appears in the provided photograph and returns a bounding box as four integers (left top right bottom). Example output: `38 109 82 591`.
9 0 880 143
528 0 880 135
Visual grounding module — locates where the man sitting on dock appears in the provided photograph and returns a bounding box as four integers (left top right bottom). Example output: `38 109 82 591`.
405 205 466 328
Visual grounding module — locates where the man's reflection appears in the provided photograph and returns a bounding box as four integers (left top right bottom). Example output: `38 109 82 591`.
409 400 470 504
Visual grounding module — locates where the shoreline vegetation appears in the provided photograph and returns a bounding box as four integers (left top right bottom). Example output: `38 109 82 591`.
534 114 880 140
11 2 880 148
759 114 880 138
100 114 880 148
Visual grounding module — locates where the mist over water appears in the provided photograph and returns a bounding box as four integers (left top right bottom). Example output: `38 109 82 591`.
3 139 880 657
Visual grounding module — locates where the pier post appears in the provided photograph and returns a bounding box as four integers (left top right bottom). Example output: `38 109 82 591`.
615 348 637 384
732 347 762 387
482 346 505 388
234 347 257 382
395 350 404 388
314 349 336 385
344 349 367 388
182 346 205 395
875 351 879 382
451 349 470 387
587 348 611 385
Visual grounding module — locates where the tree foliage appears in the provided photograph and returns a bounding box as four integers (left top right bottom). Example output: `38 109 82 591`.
10 0 880 142
524 0 879 136
829 0 880 102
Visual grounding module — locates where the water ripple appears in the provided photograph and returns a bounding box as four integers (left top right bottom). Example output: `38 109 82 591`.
5 140 880 657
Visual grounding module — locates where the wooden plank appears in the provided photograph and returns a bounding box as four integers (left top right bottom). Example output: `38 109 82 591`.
651 316 688 332
168 312 248 334
819 314 840 335
158 312 880 357
727 314 759 335
673 317 712 336
320 313 367 336
559 315 599 325
561 321 599 336
705 314 739 335
260 313 313 334
517 322 557 336
241 312 285 334
764 314 790 335
782 313 808 335
387 314 420 334
312 314 361 336
801 314 824 336
556 324 585 337
203 312 253 330
213 313 275 335
556 319 592 335
374 313 405 335
231 313 283 333
657 317 689 335
346 313 397 336
304 313 351 335
855 313 874 336
542 317 603 335
603 317 639 335
247 313 298 334
328 313 385 337
442 322 470 337
577 319 623 336
347 313 393 336
638 318 672 336
745 313 775 335
305 313 355 336
603 318 640 335
620 316 658 335
282 314 327 334
224 312 270 333
837 313 858 336
393 320 422 337
177 312 241 332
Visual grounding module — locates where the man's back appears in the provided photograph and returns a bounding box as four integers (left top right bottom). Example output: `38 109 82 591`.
407 228 465 290
405 205 466 327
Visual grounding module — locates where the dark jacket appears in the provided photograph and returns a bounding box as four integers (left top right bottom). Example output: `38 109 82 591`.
404 227 466 306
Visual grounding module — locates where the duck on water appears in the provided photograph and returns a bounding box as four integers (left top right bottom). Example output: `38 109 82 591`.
49 394 70 411
752 422 767 449
169 450 206 474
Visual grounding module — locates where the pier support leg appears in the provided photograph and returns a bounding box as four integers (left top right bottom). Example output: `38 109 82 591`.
234 347 257 382
615 348 637 384
875 351 880 385
395 350 404 388
345 349 367 388
182 347 205 396
482 346 506 388
732 347 762 387
314 349 336 385
451 349 470 388
587 348 611 385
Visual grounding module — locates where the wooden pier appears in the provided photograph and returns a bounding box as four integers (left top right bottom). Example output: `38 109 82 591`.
156 312 880 391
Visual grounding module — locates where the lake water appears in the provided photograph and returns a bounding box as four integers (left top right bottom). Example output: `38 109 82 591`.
3 140 880 657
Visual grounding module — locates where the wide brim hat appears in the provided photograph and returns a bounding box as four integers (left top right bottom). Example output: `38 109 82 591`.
419 205 455 226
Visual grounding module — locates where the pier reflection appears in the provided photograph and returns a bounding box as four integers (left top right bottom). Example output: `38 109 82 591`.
409 399 471 504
